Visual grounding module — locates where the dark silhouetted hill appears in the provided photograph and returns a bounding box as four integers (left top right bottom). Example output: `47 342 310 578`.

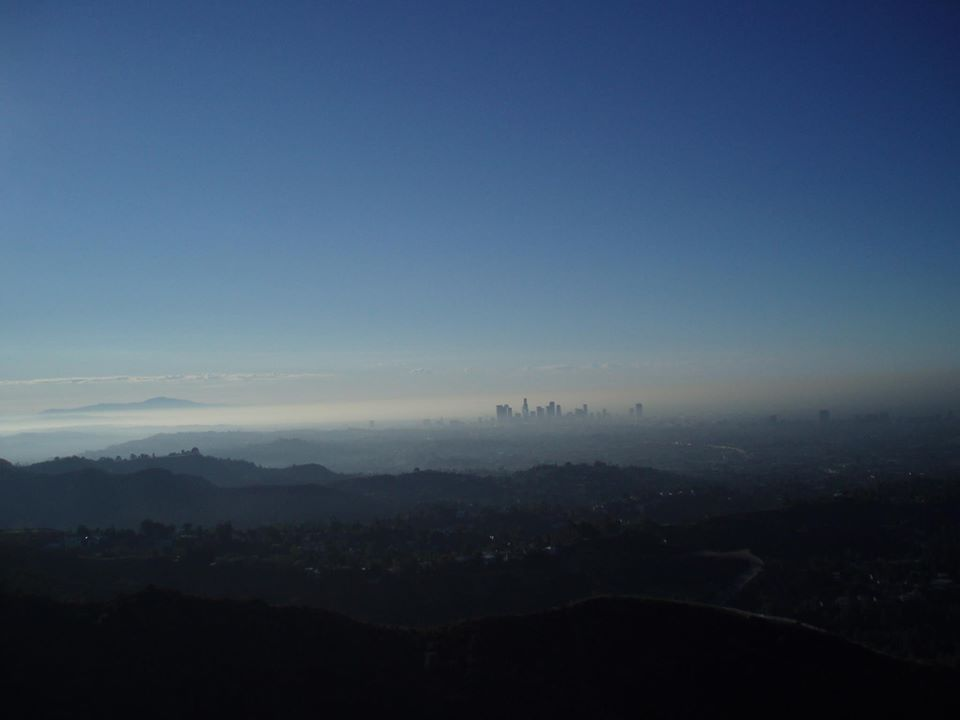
0 589 954 719
0 462 379 528
5 458 764 528
29 453 340 488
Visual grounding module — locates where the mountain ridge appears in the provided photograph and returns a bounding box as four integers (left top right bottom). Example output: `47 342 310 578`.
42 396 212 414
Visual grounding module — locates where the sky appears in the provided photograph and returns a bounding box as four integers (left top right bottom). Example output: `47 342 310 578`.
1 0 958 419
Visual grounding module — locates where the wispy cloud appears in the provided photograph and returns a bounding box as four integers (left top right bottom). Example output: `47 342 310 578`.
0 372 335 387
525 364 579 374
523 364 623 374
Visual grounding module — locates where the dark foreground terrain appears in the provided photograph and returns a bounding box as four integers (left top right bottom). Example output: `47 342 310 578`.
2 588 955 719
4 446 960 714
4 455 960 666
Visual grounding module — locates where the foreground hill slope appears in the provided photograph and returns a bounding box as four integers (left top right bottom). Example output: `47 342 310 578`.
1 590 954 719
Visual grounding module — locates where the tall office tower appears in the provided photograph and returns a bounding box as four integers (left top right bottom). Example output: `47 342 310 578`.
522 398 529 418
547 401 556 417
556 404 562 417
635 402 643 421
496 405 505 422
536 406 545 418
582 404 588 416
819 409 831 423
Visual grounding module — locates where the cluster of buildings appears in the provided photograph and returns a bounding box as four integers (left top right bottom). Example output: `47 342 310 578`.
495 399 644 423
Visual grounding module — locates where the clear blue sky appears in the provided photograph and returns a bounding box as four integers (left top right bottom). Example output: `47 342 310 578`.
1 1 958 415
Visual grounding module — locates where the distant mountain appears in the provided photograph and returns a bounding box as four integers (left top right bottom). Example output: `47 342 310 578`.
1 590 956 718
42 396 212 414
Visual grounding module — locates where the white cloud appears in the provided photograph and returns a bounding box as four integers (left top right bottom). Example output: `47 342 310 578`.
0 372 336 387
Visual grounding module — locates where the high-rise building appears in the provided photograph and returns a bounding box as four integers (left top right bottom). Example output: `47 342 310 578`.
522 398 529 418
547 401 556 417
556 404 562 417
635 402 643 422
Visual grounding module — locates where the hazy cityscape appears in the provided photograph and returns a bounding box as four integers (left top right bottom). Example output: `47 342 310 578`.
2 1 959 717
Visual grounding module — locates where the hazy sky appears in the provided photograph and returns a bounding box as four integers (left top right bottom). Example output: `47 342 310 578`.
2 1 958 416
